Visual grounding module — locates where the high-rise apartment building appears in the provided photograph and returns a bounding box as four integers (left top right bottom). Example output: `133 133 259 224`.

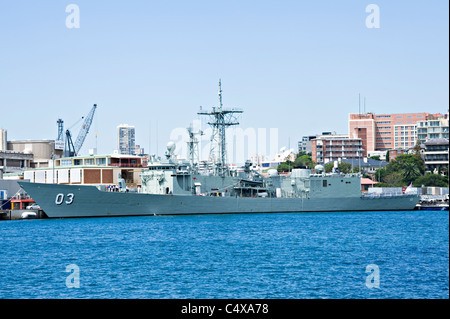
416 113 449 145
349 112 443 152
117 124 136 155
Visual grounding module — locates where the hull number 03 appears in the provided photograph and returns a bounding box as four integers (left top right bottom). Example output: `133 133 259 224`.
55 193 75 205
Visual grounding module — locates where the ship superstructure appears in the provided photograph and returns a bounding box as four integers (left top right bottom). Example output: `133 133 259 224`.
18 82 420 218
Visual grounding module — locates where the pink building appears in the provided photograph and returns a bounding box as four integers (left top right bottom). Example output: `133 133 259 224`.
348 112 442 152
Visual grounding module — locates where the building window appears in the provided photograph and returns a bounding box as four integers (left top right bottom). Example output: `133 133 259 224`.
61 160 72 166
84 158 95 165
96 158 106 165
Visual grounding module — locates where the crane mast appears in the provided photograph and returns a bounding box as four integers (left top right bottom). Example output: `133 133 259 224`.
74 104 97 155
63 104 97 157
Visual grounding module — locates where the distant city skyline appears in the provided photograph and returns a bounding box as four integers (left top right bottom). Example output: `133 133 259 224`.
0 1 448 160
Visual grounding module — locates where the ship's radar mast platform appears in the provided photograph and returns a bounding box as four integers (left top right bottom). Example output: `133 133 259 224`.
197 79 243 177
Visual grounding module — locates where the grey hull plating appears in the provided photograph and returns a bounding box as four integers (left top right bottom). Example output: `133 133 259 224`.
18 182 420 218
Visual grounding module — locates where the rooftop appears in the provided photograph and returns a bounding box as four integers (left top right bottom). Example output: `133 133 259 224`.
325 158 388 167
424 138 449 145
58 153 145 160
361 178 378 185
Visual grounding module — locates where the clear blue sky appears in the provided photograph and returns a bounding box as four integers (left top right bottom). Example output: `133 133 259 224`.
0 1 448 159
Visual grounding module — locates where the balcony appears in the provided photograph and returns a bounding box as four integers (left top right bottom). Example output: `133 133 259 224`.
110 163 143 168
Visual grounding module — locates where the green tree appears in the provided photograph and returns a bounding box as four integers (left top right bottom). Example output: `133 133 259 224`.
277 161 294 172
324 161 353 174
393 154 425 175
383 172 405 187
375 154 425 185
413 174 449 187
412 141 422 158
401 161 422 184
293 155 315 169
373 182 390 188
374 167 388 183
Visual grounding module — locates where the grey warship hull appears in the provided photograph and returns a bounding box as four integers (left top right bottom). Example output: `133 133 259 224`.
17 83 422 219
18 182 420 218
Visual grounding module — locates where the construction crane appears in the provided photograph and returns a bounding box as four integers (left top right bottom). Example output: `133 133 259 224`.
64 104 97 157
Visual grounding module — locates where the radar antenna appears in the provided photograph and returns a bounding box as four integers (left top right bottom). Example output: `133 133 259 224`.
186 123 203 173
198 80 243 177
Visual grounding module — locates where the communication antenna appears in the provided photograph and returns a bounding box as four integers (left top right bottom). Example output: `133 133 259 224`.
186 123 203 173
148 120 151 156
358 93 361 118
156 120 159 157
198 80 243 177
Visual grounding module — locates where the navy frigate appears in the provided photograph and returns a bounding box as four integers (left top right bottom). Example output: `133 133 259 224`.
18 82 420 218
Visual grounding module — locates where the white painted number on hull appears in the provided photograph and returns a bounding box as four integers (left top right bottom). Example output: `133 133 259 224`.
66 193 74 205
56 193 75 205
55 193 64 205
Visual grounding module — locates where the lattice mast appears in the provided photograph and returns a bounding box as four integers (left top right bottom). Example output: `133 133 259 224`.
198 80 243 177
186 123 203 173
57 119 64 141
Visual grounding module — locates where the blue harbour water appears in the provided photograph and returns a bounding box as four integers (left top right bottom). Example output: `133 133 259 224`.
0 211 448 299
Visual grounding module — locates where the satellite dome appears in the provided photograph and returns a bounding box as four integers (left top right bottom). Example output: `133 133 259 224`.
167 141 176 152
267 169 278 177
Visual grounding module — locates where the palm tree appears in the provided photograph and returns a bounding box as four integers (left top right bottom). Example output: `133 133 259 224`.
402 162 421 184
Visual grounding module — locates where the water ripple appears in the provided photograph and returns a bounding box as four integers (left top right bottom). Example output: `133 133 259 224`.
0 211 448 299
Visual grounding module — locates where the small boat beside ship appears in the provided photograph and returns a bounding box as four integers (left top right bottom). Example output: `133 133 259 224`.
416 194 449 211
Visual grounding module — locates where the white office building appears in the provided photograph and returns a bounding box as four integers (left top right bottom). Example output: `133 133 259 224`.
117 124 136 155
